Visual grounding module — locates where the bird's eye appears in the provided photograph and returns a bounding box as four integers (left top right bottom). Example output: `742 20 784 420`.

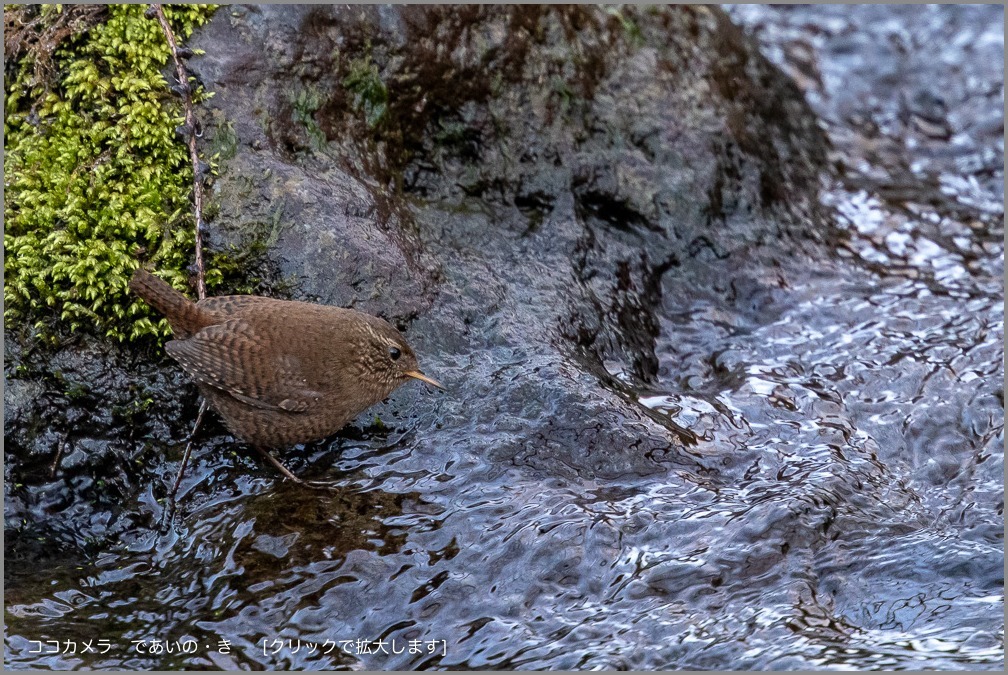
388 346 402 361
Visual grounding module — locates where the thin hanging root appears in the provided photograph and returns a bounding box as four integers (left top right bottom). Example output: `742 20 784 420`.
147 3 207 300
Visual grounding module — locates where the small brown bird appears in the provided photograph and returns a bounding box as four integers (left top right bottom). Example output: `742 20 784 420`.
130 268 441 485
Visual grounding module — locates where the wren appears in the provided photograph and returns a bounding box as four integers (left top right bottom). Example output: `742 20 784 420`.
130 268 441 483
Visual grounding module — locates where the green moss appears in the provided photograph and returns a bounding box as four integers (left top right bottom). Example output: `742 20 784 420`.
605 7 644 47
433 118 469 146
207 115 237 162
289 85 326 150
343 56 388 128
4 4 219 342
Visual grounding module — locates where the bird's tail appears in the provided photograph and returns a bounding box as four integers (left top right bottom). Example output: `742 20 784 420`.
129 268 207 338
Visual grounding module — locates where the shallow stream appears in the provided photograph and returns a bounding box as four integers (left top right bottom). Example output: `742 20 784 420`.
4 5 1003 670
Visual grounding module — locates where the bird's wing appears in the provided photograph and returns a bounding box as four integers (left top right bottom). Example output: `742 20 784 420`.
165 319 325 413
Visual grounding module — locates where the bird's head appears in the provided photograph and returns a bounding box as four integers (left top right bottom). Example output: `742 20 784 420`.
356 317 443 393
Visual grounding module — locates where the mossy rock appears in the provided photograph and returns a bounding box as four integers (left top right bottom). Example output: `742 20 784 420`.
4 4 220 343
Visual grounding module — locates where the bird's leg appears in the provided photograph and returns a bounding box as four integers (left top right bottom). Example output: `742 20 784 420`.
170 398 209 498
253 446 304 484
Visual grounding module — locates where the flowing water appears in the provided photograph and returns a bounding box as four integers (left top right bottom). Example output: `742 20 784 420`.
5 5 1003 670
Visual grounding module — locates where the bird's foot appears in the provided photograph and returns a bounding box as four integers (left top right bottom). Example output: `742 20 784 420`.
253 446 304 484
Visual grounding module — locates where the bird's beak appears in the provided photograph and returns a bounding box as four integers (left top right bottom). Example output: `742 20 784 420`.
405 370 444 390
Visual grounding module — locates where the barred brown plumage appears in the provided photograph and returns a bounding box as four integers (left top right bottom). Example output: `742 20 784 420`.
130 268 441 483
